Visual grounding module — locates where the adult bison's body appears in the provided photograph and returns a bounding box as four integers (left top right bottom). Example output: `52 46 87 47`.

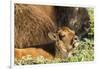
15 4 90 59
15 4 57 48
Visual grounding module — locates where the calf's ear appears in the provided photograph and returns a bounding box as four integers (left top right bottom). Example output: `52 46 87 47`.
48 32 59 41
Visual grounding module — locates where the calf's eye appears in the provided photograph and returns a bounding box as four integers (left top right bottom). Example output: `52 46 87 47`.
59 34 65 40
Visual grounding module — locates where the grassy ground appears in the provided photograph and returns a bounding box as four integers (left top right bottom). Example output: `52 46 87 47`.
14 8 94 65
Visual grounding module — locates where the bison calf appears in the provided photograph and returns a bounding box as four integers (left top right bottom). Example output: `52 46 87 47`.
15 27 79 59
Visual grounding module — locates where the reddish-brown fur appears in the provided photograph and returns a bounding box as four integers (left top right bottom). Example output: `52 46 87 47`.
15 48 54 59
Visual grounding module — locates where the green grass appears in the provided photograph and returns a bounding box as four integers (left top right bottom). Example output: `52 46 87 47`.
65 38 94 62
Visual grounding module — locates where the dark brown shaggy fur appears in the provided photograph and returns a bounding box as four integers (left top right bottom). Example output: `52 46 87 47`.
50 6 90 38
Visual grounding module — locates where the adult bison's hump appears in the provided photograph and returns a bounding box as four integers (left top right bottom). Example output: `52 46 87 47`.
15 4 57 48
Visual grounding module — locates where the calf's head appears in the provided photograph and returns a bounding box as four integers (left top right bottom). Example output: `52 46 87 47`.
48 27 79 58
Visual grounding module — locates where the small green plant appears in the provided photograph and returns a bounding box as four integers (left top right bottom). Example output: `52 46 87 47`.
87 8 94 38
